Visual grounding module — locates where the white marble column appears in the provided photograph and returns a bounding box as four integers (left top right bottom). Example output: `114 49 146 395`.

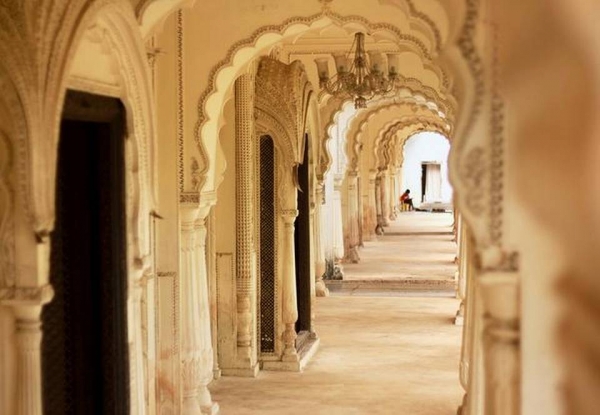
234 74 257 367
455 216 468 326
374 174 384 235
281 209 299 362
206 209 221 379
380 170 390 227
389 171 397 221
179 202 218 415
332 175 345 279
344 171 360 263
365 170 378 240
480 271 520 415
457 226 474 414
1 285 53 415
314 180 329 297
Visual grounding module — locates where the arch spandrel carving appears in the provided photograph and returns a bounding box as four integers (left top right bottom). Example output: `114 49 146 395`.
255 57 314 168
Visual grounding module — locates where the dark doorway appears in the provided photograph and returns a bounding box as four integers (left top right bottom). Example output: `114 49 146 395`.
294 134 312 342
421 163 427 203
259 136 276 354
42 90 129 415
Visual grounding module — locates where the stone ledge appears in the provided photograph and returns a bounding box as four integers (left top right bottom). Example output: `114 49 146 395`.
262 336 320 372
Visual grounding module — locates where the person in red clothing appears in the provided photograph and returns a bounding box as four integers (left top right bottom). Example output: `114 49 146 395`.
400 189 414 210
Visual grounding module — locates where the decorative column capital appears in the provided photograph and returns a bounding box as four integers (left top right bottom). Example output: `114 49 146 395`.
0 284 54 307
368 169 378 181
282 209 299 223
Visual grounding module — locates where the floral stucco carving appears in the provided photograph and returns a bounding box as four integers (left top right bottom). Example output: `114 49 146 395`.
255 57 313 168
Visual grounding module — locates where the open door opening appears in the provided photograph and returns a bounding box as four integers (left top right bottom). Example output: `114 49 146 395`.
42 90 129 414
294 134 312 349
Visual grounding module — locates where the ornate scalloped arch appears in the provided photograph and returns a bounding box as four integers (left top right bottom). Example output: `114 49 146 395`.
375 120 448 169
317 73 456 177
345 100 447 172
194 11 452 192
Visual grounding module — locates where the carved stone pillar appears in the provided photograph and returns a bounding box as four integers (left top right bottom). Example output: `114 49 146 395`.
380 170 390 227
455 216 468 326
206 209 220 379
314 181 329 297
365 170 378 240
234 74 257 368
179 202 218 415
332 175 345 279
480 270 520 415
0 285 53 415
130 281 147 415
374 174 384 235
281 209 299 362
344 171 360 263
457 227 474 415
389 171 397 221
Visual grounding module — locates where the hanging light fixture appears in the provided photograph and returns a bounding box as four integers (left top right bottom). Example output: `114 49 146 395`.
315 32 399 109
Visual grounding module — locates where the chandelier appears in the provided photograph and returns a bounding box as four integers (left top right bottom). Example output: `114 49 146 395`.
315 32 399 109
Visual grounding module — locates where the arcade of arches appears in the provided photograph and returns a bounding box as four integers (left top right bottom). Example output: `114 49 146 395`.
0 0 599 414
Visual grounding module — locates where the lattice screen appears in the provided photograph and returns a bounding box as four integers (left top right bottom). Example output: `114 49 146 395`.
259 136 276 354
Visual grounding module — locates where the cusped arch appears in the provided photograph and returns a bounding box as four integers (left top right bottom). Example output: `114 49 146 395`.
194 11 451 192
345 99 448 172
375 119 448 169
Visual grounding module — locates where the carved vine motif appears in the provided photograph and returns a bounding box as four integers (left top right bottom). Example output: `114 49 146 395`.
455 0 485 148
191 157 201 191
461 147 487 216
255 57 313 167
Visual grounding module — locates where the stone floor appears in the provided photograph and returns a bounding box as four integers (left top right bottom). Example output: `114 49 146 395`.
210 295 463 414
342 212 456 282
209 212 462 414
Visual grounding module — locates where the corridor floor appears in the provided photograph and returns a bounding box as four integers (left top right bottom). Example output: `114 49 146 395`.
210 295 463 415
343 211 456 282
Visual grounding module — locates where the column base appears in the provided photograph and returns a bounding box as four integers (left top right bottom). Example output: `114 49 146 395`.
316 280 330 297
343 247 360 264
201 402 220 415
220 362 259 377
262 337 320 372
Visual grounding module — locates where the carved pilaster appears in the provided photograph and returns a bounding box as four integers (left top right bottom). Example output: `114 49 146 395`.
314 182 329 297
344 171 360 263
179 203 218 415
480 271 520 415
234 74 257 365
389 172 397 221
455 217 468 326
281 209 299 361
365 170 378 240
380 170 390 227
457 226 475 414
374 175 384 235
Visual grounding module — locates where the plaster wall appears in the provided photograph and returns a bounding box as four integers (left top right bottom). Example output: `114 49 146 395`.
402 131 451 207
